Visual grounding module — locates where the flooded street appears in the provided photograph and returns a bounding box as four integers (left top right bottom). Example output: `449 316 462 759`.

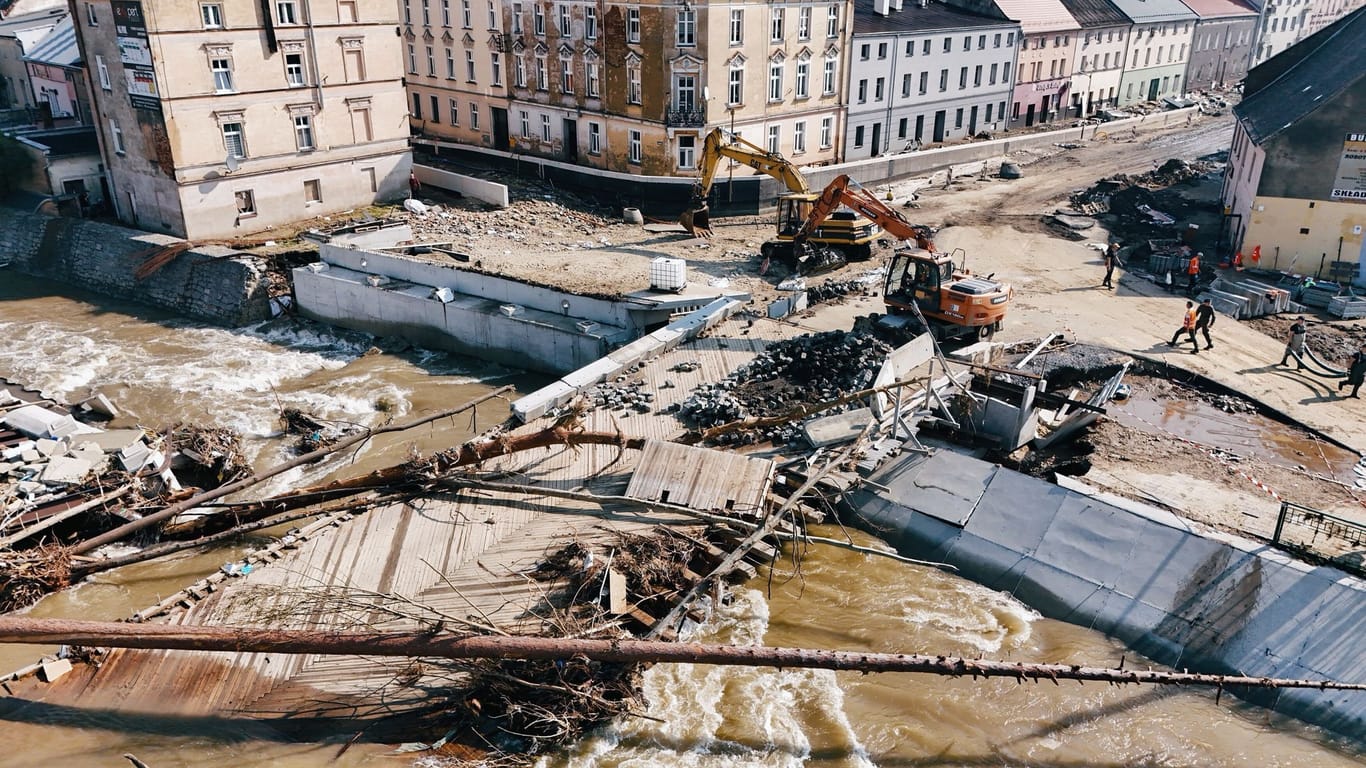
1 274 1362 767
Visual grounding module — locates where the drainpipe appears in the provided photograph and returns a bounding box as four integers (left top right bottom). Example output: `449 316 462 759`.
882 34 898 155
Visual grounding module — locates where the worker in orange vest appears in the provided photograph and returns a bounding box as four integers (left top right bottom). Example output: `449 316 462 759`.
1168 300 1200 353
1186 252 1201 295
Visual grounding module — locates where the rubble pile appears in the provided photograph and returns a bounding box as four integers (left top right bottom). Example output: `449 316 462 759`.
806 277 875 306
676 330 891 445
404 190 615 244
169 423 250 483
1069 158 1219 217
582 379 656 415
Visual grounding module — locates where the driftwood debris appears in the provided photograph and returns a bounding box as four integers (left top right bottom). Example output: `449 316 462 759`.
3 617 1363 693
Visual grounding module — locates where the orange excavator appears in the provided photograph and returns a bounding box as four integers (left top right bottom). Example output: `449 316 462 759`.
783 174 1012 340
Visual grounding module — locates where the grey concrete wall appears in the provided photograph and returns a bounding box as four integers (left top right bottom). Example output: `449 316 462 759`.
319 244 643 327
293 260 627 374
0 209 272 326
413 165 510 208
849 450 1366 742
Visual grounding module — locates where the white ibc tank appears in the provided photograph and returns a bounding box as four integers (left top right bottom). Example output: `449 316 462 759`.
649 257 687 292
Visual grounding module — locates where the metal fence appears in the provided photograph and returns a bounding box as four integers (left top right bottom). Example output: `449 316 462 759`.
1272 501 1366 576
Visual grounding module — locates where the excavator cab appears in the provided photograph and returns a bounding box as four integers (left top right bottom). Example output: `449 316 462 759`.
885 249 953 311
775 194 815 236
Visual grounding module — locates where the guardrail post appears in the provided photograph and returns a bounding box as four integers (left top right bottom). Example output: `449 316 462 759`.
1273 500 1290 544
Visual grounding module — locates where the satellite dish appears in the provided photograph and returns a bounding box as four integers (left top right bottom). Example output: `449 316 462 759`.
224 154 240 173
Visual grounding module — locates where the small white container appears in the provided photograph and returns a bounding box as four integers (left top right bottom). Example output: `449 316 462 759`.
649 257 687 292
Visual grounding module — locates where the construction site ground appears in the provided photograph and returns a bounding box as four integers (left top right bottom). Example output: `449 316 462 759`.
331 110 1365 558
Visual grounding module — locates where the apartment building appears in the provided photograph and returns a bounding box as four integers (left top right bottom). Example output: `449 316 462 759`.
0 6 65 109
409 0 850 176
1306 0 1364 34
1180 0 1256 91
845 0 1018 159
1111 0 1195 105
1059 0 1130 116
70 0 411 240
952 0 1078 128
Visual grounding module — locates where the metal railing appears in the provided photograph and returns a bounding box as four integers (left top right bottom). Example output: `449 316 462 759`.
665 107 706 127
1272 501 1366 576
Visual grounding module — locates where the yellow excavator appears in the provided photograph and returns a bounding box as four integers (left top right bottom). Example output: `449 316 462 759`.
787 174 1012 339
679 129 882 260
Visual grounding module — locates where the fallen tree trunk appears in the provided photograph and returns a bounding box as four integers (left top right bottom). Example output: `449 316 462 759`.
2 617 1362 692
71 387 514 555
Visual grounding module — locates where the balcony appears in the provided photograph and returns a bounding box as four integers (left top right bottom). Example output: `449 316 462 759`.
665 107 706 127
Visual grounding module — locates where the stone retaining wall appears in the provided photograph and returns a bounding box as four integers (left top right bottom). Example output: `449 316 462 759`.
0 209 272 326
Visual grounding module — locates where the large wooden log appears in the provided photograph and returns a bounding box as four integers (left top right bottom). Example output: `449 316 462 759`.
1 617 1362 692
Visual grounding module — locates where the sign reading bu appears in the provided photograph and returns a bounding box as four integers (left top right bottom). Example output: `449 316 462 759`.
1331 133 1366 202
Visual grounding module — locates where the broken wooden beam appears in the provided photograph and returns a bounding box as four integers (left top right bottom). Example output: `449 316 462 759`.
2 617 1362 693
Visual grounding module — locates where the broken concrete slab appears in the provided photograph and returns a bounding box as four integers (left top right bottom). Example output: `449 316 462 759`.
118 441 153 472
950 341 1004 367
34 438 67 458
78 393 121 420
803 408 874 447
2 404 66 438
41 455 93 485
82 429 147 453
21 449 41 463
39 658 73 683
643 223 687 234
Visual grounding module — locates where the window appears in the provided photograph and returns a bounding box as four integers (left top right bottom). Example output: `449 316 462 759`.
488 0 496 28
974 65 981 86
1006 32 1014 46
585 6 596 38
822 56 836 94
404 0 411 23
443 0 451 25
426 46 436 76
875 77 884 100
408 44 417 73
1002 60 1010 82
989 62 997 84
286 52 306 86
963 36 971 50
588 122 601 154
628 129 641 164
826 4 838 37
857 79 867 102
955 108 963 129
461 0 470 27
447 47 455 78
304 179 321 203
97 55 111 90
820 116 832 148
515 55 525 86
730 9 743 45
986 102 993 121
860 44 870 60
467 50 476 81
794 120 806 152
235 190 256 216
211 58 233 92
795 60 809 98
294 114 314 149
627 63 640 103
586 61 598 96
939 68 948 91
412 91 422 118
922 39 930 54
519 110 529 136
728 65 743 104
86 2 98 25
769 62 783 101
799 7 811 39
906 40 914 56
533 4 544 34
901 73 911 96
109 119 124 154
919 71 927 94
678 7 695 45
536 55 547 89
943 37 950 52
898 117 907 138
959 67 967 89
421 0 429 26
541 113 551 140
678 135 696 169
767 125 780 153
429 94 439 122
627 7 639 42
276 0 297 24
771 7 783 41
512 2 521 32
854 125 864 147
449 98 459 124
222 121 245 158
878 42 888 59
469 103 479 129
560 57 572 91
201 3 222 27
558 4 570 35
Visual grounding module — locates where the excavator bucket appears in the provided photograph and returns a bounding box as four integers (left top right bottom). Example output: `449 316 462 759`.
679 205 712 237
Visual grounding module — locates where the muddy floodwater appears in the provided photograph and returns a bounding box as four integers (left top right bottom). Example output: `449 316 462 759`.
1 274 1363 767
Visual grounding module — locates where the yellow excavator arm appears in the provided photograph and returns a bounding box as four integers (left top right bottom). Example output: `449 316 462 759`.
680 128 811 236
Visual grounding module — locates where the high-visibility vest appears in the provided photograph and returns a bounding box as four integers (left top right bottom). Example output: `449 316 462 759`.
1188 256 1200 274
1183 308 1197 329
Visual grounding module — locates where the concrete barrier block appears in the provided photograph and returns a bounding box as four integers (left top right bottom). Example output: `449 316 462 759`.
649 327 684 351
608 336 663 368
511 380 577 422
559 357 623 391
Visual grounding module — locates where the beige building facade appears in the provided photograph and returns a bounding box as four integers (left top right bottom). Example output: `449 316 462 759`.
409 0 850 178
72 0 411 240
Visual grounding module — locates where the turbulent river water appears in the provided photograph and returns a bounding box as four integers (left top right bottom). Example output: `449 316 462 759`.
1 274 1362 768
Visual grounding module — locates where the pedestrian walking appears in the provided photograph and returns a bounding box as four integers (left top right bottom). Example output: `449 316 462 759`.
1168 301 1200 353
1338 344 1366 398
1102 242 1118 289
1194 298 1216 349
1186 252 1201 295
1279 316 1308 369
408 171 421 198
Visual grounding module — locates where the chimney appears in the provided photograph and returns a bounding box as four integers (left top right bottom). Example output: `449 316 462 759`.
891 0 904 10
874 0 891 14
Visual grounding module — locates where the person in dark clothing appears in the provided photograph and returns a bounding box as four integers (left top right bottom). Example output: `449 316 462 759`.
1279 316 1308 369
1339 345 1366 398
1168 301 1199 353
1194 298 1216 350
1102 242 1119 289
